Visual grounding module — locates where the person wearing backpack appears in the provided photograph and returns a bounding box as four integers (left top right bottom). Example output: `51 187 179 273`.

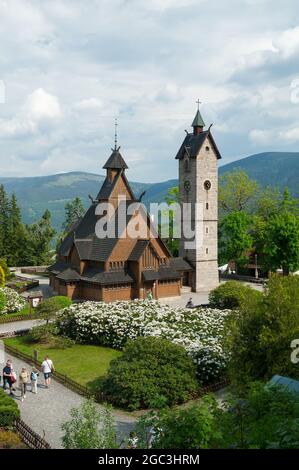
41 356 55 388
30 367 39 394
19 367 30 402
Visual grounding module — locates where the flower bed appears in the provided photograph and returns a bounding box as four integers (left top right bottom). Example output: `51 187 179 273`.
0 287 27 315
58 300 232 384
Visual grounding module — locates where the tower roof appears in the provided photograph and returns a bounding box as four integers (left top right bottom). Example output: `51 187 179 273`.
103 147 128 170
191 109 205 128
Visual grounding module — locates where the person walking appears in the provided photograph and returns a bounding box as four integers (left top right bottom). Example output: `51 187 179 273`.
186 297 194 309
2 360 15 395
30 367 39 394
19 367 30 402
41 356 55 388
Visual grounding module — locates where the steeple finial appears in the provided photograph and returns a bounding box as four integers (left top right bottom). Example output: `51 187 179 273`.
114 117 118 150
192 101 205 135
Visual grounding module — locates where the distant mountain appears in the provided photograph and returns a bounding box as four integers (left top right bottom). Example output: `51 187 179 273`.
219 152 299 196
0 152 298 232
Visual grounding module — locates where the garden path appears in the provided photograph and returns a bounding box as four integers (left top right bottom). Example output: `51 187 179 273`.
15 271 54 300
0 319 43 335
2 351 136 449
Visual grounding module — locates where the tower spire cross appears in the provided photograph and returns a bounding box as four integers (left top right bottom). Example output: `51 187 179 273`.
196 99 202 110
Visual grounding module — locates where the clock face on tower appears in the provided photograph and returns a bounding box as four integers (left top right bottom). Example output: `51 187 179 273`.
184 180 191 193
204 180 211 190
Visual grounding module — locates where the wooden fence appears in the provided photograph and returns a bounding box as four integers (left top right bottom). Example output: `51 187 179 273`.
0 314 39 325
200 377 230 395
13 418 51 449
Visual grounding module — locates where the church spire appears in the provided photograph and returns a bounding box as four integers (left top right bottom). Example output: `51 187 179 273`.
103 118 128 171
192 100 205 135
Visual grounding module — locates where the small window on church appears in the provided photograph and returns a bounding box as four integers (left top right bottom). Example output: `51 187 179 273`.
206 227 209 234
206 202 209 210
205 146 210 152
206 248 209 254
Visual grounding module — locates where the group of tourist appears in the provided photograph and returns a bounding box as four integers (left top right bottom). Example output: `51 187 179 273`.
1 356 55 402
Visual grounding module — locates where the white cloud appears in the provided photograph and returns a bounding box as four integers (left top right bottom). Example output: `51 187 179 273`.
24 88 62 122
273 26 299 59
0 88 62 138
249 129 274 145
280 127 299 143
0 1 298 179
74 98 103 110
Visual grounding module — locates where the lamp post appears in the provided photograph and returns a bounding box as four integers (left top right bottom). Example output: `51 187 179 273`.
255 254 258 279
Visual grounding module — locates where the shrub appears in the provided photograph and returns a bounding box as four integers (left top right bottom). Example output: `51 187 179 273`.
0 258 10 280
209 281 262 309
61 399 117 449
228 275 299 383
39 296 72 312
0 265 5 287
27 324 73 348
100 337 199 410
135 381 299 449
0 389 20 427
218 382 299 449
0 290 6 313
57 300 232 384
135 395 220 449
0 287 26 314
36 296 72 322
0 429 24 449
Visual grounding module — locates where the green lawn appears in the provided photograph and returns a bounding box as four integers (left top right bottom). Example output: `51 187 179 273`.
4 336 121 391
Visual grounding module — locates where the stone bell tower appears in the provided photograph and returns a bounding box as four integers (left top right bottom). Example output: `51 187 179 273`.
175 106 221 292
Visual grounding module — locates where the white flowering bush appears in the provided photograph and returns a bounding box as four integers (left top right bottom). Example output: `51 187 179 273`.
0 287 26 314
58 300 233 384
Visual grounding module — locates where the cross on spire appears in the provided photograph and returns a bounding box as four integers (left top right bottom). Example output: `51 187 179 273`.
196 99 202 110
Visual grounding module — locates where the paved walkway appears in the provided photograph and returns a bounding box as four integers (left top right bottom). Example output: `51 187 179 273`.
159 291 209 308
1 352 136 449
16 271 53 300
0 319 43 336
159 280 264 308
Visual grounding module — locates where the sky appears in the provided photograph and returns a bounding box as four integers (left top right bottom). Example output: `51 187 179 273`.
0 0 299 182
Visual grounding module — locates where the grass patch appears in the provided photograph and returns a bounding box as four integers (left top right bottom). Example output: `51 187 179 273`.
4 336 122 392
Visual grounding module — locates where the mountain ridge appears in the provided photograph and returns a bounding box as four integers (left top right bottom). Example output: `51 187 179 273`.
0 151 298 231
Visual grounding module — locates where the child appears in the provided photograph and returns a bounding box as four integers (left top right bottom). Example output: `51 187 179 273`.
19 367 30 402
30 368 39 394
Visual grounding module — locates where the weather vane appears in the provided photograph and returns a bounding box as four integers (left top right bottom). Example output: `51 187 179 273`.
114 117 118 150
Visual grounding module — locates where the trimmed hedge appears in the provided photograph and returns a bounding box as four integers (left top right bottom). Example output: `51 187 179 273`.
0 389 20 427
100 336 199 410
209 280 262 309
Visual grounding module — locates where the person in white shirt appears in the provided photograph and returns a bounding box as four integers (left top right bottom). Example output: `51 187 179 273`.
41 356 55 388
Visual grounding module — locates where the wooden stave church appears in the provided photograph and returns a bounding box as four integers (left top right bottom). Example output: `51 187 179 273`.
49 146 193 302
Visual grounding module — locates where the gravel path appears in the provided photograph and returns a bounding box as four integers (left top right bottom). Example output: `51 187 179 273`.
2 352 136 449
